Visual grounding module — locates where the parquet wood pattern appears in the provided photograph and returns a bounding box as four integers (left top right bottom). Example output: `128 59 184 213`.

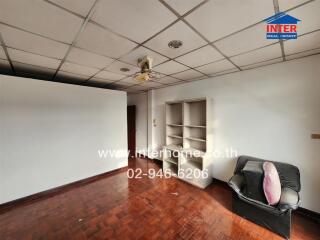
0 157 319 240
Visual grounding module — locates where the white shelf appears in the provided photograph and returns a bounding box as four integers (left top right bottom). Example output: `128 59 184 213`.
183 147 205 156
167 124 183 127
164 98 211 188
185 125 206 128
181 161 202 171
166 144 183 151
185 137 206 142
165 157 178 165
168 135 183 139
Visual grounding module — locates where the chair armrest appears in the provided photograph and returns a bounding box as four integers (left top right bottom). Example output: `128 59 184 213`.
228 174 244 193
278 187 300 211
229 174 284 215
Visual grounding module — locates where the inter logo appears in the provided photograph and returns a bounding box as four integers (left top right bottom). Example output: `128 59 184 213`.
264 12 300 40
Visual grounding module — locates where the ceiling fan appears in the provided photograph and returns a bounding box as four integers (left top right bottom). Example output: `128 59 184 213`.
133 56 160 82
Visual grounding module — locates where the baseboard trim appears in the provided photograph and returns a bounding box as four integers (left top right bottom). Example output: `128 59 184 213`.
296 207 320 223
0 166 128 214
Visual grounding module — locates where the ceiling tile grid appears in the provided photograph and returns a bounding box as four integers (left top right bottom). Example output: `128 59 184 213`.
91 0 177 43
284 30 320 56
196 59 236 75
8 48 61 69
185 0 275 42
0 0 83 43
164 0 205 15
60 61 100 77
48 0 97 17
286 0 320 36
75 22 137 59
175 45 225 68
106 60 140 76
0 0 318 93
154 75 184 85
171 69 205 80
144 21 207 58
214 23 278 57
66 47 114 69
88 77 118 84
0 23 69 59
0 46 7 59
230 44 283 67
153 60 189 75
94 70 126 81
119 46 168 67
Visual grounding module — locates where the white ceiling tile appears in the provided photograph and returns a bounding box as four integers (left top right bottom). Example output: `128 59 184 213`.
172 69 204 80
0 0 83 43
140 81 164 88
155 76 183 85
241 58 283 70
90 77 117 84
185 0 274 42
48 0 96 17
13 61 56 76
286 1 320 35
215 23 278 57
8 48 61 69
278 0 310 11
0 58 9 66
106 61 140 76
175 45 224 67
67 47 114 69
61 62 100 76
120 46 168 66
144 21 207 58
187 76 207 82
111 81 132 87
76 22 137 58
210 68 239 77
119 77 139 85
56 70 89 81
196 59 235 75
0 46 6 59
164 0 204 15
0 24 69 59
153 60 189 75
284 31 320 55
115 79 136 87
95 70 125 80
286 47 320 60
230 44 282 66
91 0 177 43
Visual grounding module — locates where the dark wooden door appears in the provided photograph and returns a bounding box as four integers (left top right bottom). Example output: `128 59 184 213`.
127 105 136 158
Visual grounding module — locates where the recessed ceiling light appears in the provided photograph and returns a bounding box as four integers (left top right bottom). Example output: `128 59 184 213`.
120 67 130 72
168 40 183 49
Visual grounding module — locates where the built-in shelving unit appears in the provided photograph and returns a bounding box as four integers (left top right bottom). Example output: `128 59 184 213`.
163 98 212 189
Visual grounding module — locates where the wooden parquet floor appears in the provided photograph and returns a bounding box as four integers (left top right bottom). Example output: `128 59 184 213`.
0 157 319 240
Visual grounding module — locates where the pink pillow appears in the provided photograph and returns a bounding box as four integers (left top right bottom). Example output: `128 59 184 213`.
263 162 281 205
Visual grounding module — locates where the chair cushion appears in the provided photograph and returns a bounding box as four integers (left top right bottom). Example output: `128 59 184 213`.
278 187 300 211
242 161 266 203
263 162 281 205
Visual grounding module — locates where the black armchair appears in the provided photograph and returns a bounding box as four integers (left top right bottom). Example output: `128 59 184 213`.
228 156 301 239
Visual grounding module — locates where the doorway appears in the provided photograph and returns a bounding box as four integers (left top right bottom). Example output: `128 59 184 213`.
127 105 136 158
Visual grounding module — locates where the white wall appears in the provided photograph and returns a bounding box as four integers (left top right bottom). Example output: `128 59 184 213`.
0 75 128 204
127 92 148 154
135 55 320 212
